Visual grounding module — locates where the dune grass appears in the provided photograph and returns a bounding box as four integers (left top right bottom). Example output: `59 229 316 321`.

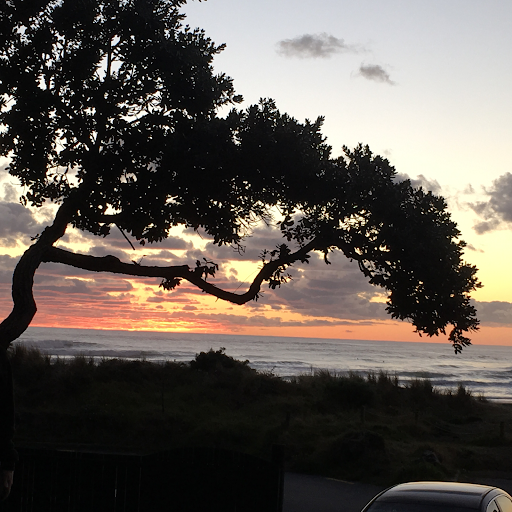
8 344 512 484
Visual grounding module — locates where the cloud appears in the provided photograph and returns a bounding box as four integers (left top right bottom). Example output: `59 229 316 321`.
160 310 382 330
0 203 396 331
2 183 19 203
0 201 46 247
475 301 512 326
271 252 389 321
0 255 18 284
469 172 512 234
394 173 442 195
177 224 390 322
276 33 361 59
358 64 395 85
464 243 484 253
61 224 194 252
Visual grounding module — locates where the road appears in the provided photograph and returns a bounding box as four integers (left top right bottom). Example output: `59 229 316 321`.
283 473 385 512
283 473 512 512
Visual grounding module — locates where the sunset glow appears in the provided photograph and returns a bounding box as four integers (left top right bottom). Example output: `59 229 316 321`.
1 1 512 347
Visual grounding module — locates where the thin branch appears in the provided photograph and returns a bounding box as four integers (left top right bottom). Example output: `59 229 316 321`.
116 224 136 251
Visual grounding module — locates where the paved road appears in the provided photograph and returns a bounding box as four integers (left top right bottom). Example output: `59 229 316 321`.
283 474 512 512
283 473 385 512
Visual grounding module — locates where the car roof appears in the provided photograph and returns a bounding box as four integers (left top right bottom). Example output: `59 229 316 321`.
375 482 502 509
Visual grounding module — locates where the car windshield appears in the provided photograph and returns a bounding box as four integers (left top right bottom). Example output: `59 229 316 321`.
365 503 477 512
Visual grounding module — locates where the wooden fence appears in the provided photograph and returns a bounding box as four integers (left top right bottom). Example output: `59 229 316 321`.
1 446 284 512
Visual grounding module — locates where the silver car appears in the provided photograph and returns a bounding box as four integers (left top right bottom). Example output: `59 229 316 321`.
361 481 512 512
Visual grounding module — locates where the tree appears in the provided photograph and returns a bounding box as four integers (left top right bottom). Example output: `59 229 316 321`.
0 0 480 353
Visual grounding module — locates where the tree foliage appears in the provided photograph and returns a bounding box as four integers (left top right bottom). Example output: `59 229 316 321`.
0 0 480 352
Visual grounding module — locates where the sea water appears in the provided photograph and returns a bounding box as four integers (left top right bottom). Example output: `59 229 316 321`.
15 326 512 402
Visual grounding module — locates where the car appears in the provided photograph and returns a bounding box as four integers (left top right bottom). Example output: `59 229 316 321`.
360 481 512 512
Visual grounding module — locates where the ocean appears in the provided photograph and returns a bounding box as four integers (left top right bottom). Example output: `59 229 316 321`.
15 326 512 403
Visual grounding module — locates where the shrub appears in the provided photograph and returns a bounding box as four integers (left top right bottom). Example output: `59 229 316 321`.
190 348 253 374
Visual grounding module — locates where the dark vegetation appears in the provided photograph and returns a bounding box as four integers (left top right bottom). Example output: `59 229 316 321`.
10 345 512 485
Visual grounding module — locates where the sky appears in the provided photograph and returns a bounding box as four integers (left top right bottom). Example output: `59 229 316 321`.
1 0 512 347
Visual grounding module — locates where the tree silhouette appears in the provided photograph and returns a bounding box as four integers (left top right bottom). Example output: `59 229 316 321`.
0 0 480 352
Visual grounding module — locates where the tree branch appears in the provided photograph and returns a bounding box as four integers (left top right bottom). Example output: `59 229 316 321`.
42 239 320 306
42 247 190 279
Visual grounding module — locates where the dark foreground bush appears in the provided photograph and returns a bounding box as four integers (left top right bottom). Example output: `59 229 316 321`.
8 345 512 484
190 348 252 373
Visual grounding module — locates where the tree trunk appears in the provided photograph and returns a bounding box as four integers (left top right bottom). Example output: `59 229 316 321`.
0 200 75 351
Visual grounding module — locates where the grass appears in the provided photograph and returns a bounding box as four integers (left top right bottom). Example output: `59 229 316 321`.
9 344 512 485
